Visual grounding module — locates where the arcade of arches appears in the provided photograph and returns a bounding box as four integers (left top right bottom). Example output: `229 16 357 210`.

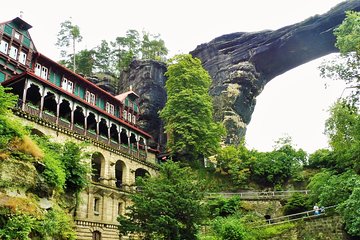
13 80 149 160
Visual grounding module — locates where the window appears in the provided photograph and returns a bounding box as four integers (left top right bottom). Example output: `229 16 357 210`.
105 102 114 115
9 45 18 59
123 110 127 120
14 32 20 40
92 231 101 240
62 78 73 93
41 66 48 79
133 115 136 125
94 197 100 215
86 91 96 105
0 40 8 54
19 51 27 65
128 113 132 122
34 63 41 76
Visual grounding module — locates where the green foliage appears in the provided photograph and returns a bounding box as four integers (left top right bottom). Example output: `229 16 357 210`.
94 40 112 73
320 11 360 104
160 54 225 160
207 196 241 218
254 223 295 239
211 216 249 240
56 18 83 71
283 193 310 215
141 31 168 61
325 100 360 172
32 136 90 194
338 186 360 236
251 143 305 187
35 207 77 240
0 85 17 116
0 214 35 240
62 141 90 194
0 207 76 240
308 170 360 207
118 161 206 240
334 11 360 55
0 115 27 149
307 148 334 169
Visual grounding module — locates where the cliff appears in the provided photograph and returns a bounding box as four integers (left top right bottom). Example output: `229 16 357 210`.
190 1 360 144
121 1 360 146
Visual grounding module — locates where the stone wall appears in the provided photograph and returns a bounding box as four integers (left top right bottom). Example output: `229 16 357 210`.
269 215 346 240
16 115 159 240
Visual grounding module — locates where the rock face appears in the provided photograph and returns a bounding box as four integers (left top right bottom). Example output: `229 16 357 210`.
123 1 360 146
190 1 360 144
118 60 167 148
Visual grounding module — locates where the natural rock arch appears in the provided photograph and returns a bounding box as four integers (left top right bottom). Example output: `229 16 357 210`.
190 1 360 144
120 1 360 146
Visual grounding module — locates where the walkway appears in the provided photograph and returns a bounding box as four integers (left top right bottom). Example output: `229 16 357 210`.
207 190 310 200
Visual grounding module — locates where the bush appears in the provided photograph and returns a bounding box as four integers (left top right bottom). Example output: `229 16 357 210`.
207 196 241 218
211 217 249 240
0 214 35 240
283 193 310 215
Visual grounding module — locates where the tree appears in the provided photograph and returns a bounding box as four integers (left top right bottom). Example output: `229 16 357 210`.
56 18 83 72
94 40 112 73
118 161 206 240
325 100 360 172
141 31 168 61
111 29 140 76
320 11 360 104
60 49 95 76
160 54 225 160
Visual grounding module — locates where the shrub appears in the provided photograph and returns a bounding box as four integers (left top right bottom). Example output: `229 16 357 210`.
207 196 241 218
283 193 311 215
211 216 248 240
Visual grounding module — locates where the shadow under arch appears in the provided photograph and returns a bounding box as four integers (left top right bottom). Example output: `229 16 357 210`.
91 152 105 182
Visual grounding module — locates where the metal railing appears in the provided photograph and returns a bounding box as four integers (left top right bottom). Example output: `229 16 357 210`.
207 190 310 200
251 205 337 228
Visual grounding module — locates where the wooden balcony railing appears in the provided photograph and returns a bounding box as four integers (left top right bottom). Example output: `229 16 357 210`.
17 101 147 161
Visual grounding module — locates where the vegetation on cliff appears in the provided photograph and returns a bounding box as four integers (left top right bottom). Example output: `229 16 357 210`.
0 86 90 239
160 54 225 161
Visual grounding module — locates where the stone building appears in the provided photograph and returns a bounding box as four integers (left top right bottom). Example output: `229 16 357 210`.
0 17 159 239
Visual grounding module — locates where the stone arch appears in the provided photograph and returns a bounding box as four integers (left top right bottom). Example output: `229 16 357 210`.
43 91 57 115
73 105 85 129
26 83 41 107
115 160 127 188
87 112 97 135
135 168 150 180
98 118 108 140
59 99 71 122
109 123 119 144
91 152 105 182
129 132 137 150
92 230 101 240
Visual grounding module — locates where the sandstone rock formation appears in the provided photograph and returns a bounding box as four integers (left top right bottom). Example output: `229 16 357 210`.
118 60 167 148
122 1 360 147
191 1 360 144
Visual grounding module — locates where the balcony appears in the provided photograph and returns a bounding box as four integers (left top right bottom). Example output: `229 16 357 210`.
17 101 147 161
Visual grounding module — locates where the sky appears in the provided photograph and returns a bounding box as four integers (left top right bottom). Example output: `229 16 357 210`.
3 0 348 153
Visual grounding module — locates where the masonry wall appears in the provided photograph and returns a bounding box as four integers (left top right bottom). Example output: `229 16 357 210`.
269 215 346 240
17 115 158 240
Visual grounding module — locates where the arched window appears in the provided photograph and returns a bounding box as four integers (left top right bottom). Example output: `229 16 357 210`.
92 230 101 240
